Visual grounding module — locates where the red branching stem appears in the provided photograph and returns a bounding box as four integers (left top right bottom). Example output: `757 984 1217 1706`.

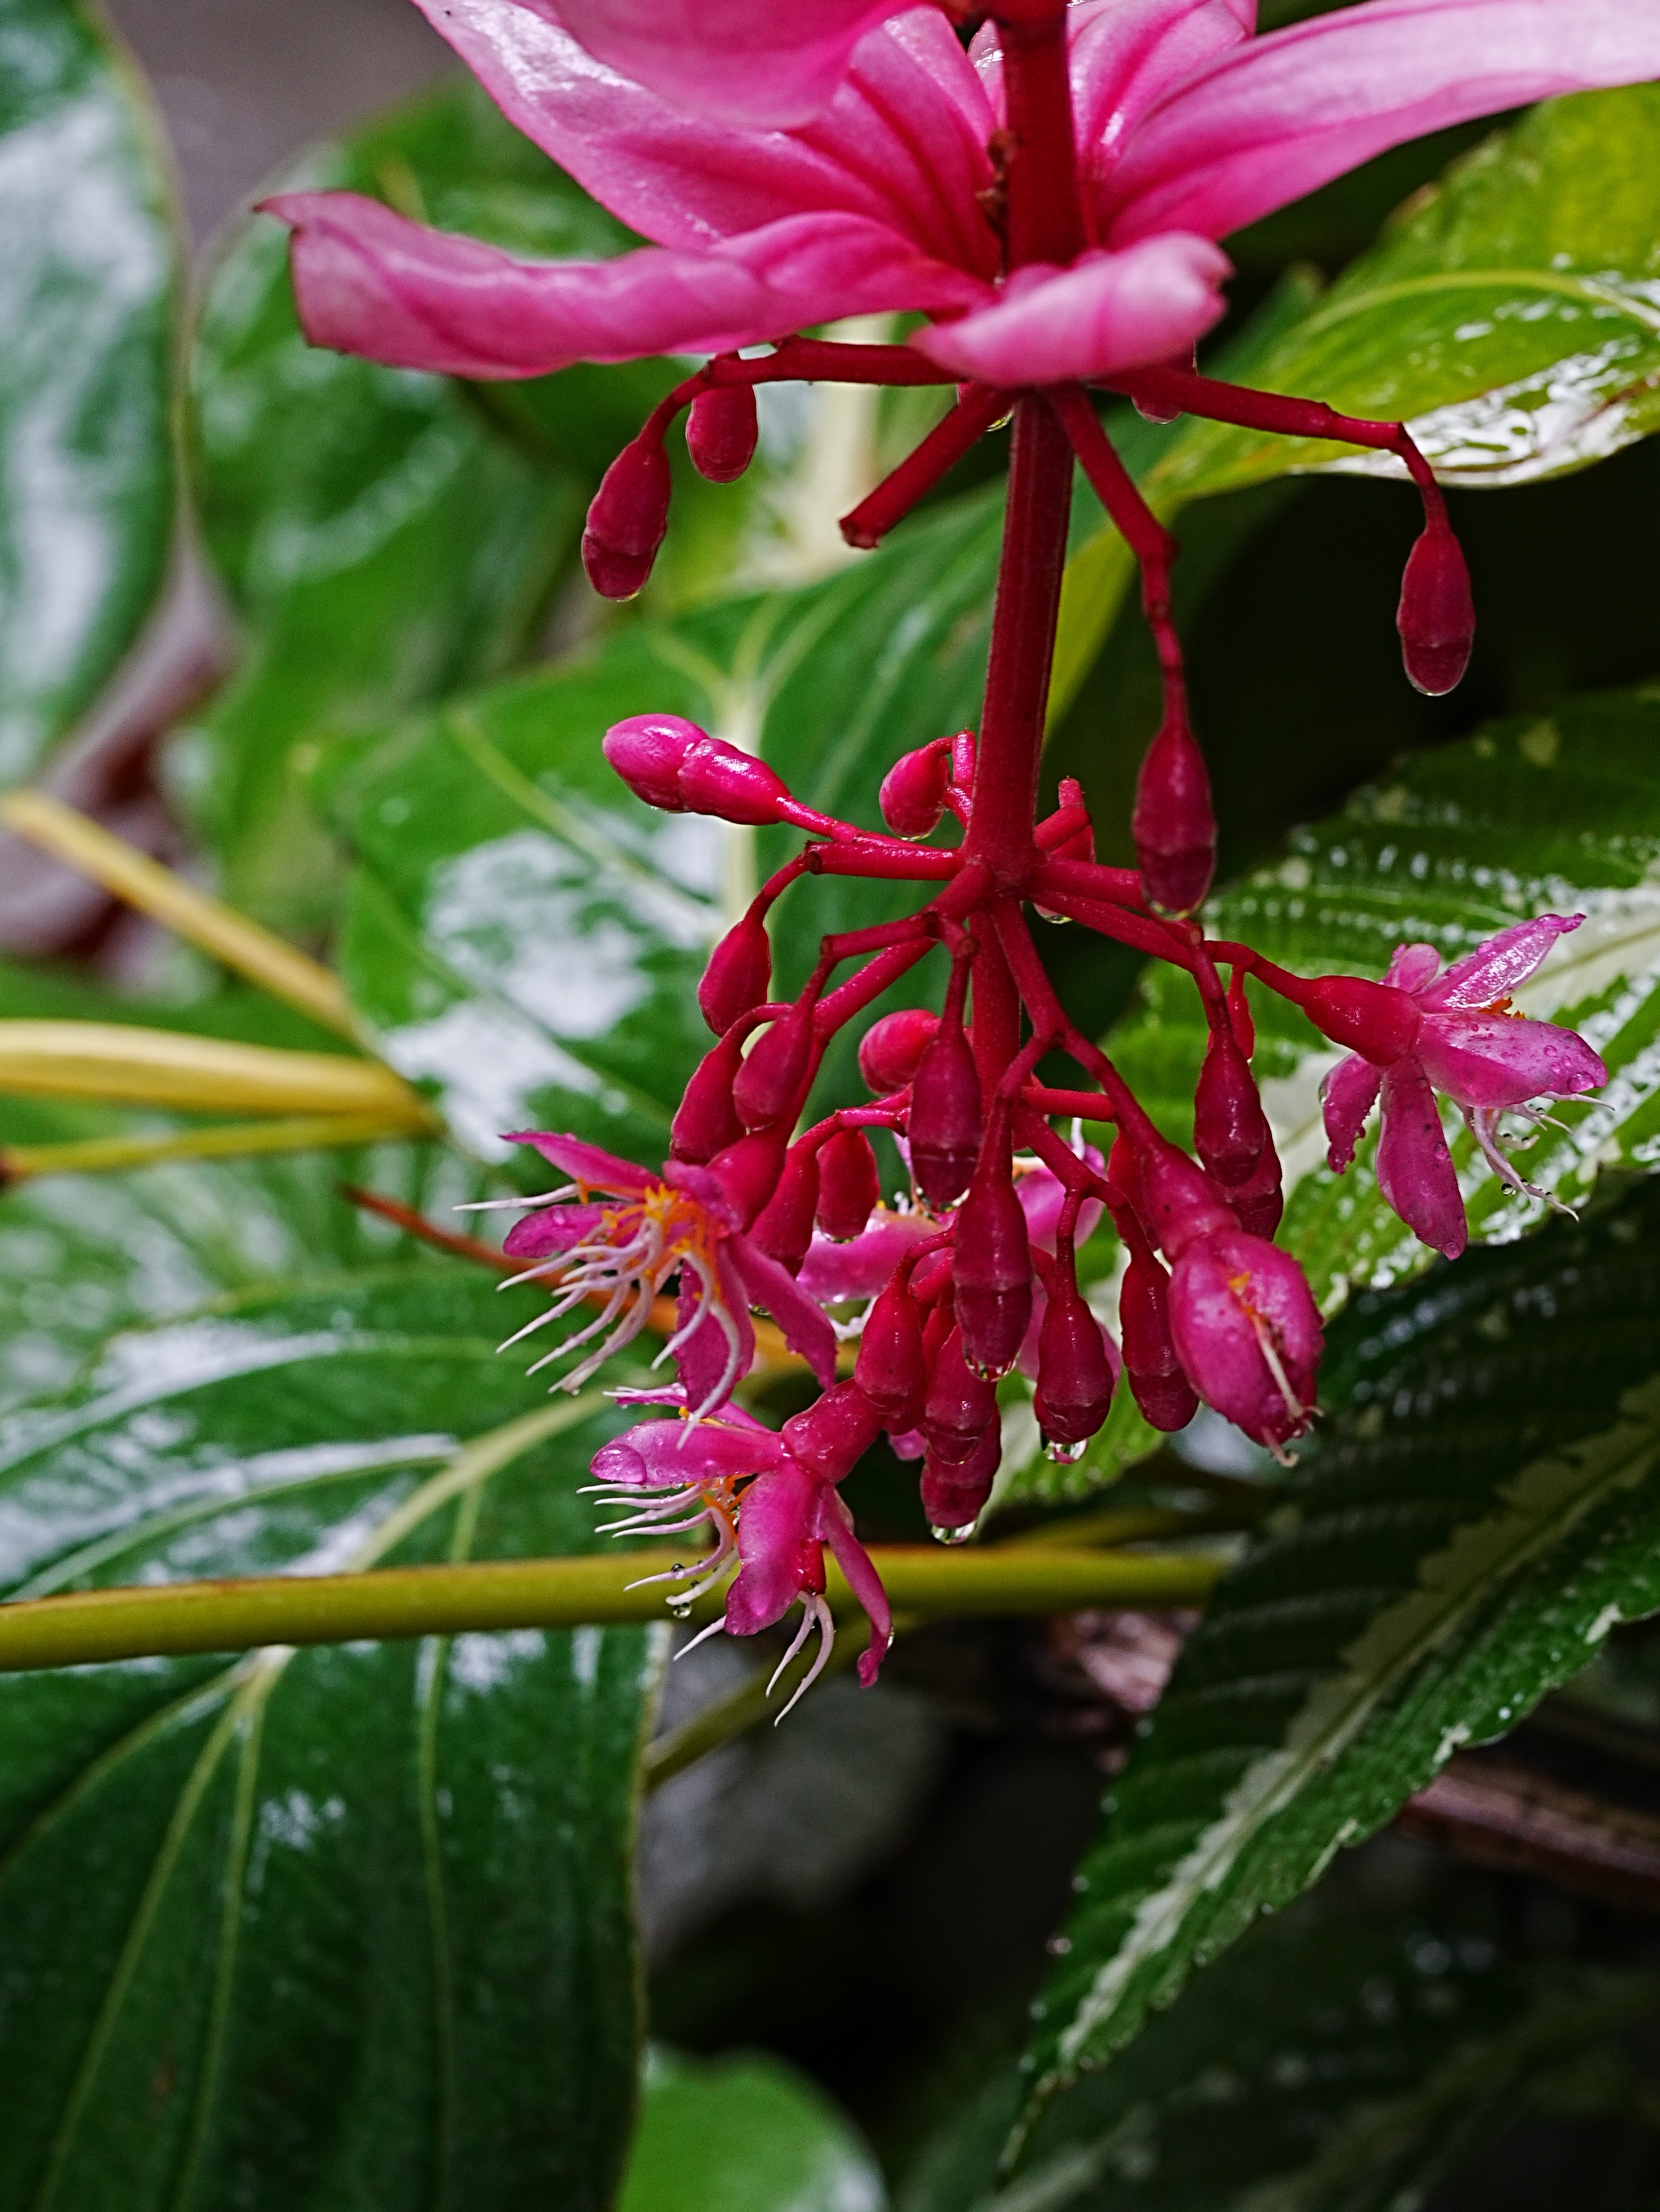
819 916 939 964
994 903 1158 1146
1051 384 1186 706
1202 939 1317 1008
840 383 1011 550
1029 854 1151 909
1015 1108 1105 1195
1024 1085 1118 1123
813 940 936 1037
1114 364 1452 526
971 927 1024 1104
996 4 1086 269
802 840 960 883
1032 802 1092 851
1022 875 1196 965
695 337 958 393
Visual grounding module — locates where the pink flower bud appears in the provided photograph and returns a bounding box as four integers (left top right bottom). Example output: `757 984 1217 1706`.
909 1021 982 1208
855 1277 926 1418
601 714 796 827
952 1152 1032 1381
879 741 952 838
859 1007 939 1095
1134 1137 1234 1262
670 1031 744 1162
921 1423 1000 1534
1131 712 1216 917
922 1323 999 1465
1228 1135 1285 1240
912 1249 954 1311
1119 1248 1198 1433
582 432 671 599
748 1138 820 1271
686 384 758 483
1167 1230 1322 1451
1226 968 1255 1056
706 1127 789 1231
816 1128 881 1241
699 910 772 1034
782 1379 884 1482
1033 1274 1119 1447
1052 775 1095 866
732 1001 815 1130
1397 519 1474 697
1193 1026 1270 1189
1300 975 1421 1063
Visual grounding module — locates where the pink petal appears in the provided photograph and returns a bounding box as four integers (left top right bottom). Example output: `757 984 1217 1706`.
672 1244 756 1410
541 0 897 127
796 1211 938 1304
816 1488 893 1687
589 1413 786 1487
1376 1058 1466 1259
504 1131 654 1193
1416 1011 1608 1111
1384 941 1443 995
724 1461 820 1634
1420 913 1583 1011
1109 0 1660 246
408 2 995 271
268 192 982 378
1321 1053 1382 1174
910 235 1230 384
729 1235 838 1389
501 1202 609 1259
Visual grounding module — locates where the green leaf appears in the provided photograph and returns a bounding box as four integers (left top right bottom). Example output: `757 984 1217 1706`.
1052 85 1660 715
180 77 603 933
907 1895 1653 2212
315 482 1020 1164
0 1152 659 2208
0 0 179 781
620 2048 886 2212
1020 1174 1660 2111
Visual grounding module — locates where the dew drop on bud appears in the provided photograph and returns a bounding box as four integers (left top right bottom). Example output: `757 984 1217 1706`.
929 1521 976 1546
1044 1436 1088 1465
686 384 759 484
582 433 672 599
1397 520 1474 697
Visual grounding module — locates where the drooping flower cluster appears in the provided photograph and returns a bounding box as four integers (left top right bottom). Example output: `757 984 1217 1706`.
286 0 1638 1697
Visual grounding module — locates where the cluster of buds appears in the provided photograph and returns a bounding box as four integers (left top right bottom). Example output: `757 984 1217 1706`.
485 700 1602 1701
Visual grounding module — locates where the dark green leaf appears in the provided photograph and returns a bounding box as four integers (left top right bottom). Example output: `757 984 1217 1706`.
0 1154 659 2208
1021 1176 1660 2109
620 2047 885 2212
0 0 179 781
909 1892 1653 2211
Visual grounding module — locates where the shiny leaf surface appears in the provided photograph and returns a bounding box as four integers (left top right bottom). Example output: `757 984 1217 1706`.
620 2048 885 2212
0 1154 658 2209
1022 1176 1660 2108
0 0 178 781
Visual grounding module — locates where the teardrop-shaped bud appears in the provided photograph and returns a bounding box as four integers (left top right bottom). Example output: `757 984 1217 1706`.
706 1126 789 1231
676 738 796 827
921 1323 999 1466
855 1277 926 1418
952 1158 1032 1381
858 1007 938 1095
782 1379 884 1483
1230 1140 1285 1241
1299 975 1421 1062
1033 1276 1119 1446
1397 519 1474 697
698 910 772 1034
879 742 952 838
816 1128 880 1241
748 1138 820 1272
732 1000 815 1131
582 432 671 599
1131 712 1216 917
909 1022 982 1209
1052 775 1095 865
1193 1025 1270 1189
1119 1248 1198 1432
669 1030 745 1163
1226 966 1255 1056
686 384 758 483
1167 1230 1322 1452
921 1423 1000 1535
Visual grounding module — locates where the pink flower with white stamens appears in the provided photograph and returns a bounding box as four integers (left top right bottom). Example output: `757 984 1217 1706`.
486 1131 837 1414
1314 915 1609 1261
261 0 1660 393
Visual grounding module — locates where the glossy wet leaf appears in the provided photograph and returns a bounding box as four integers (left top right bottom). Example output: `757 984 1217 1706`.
620 2047 885 2212
1053 86 1660 717
0 1154 658 2210
0 0 179 781
182 77 605 932
909 1896 1653 2211
1021 1175 1660 2110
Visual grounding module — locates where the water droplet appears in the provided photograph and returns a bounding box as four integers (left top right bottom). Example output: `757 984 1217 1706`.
965 1353 1013 1382
929 1521 975 1546
1046 1934 1073 1955
1045 1435 1087 1465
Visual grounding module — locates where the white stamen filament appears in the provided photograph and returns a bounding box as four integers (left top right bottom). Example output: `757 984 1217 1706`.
771 1595 836 1722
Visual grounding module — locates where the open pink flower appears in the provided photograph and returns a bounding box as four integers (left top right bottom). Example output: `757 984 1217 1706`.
485 1130 837 1413
264 0 1660 392
1319 916 1609 1261
589 1388 894 1703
